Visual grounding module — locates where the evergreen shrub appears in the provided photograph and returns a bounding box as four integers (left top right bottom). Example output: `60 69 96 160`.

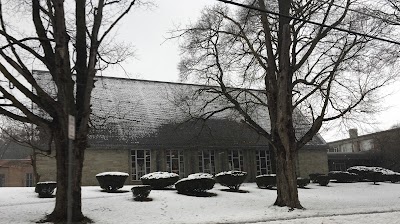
309 173 324 183
175 173 215 194
96 172 129 192
215 171 247 191
297 177 310 188
140 172 179 189
35 181 57 198
316 175 330 186
328 171 358 183
131 185 152 200
255 174 276 189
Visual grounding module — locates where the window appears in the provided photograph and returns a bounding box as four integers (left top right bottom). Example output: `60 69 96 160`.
256 150 272 175
131 149 151 180
198 150 215 175
0 174 5 187
228 150 244 171
333 162 346 171
26 173 34 187
166 150 185 177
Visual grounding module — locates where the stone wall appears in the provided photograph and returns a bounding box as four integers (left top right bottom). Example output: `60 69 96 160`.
36 146 328 185
297 148 329 178
36 148 130 186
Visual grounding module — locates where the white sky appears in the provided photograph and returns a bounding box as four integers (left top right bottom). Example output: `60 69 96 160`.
109 0 400 142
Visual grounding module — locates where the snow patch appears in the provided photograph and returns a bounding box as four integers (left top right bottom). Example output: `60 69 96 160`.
140 172 179 180
95 172 129 177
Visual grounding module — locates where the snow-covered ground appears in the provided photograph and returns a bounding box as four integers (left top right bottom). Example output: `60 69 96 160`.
1 182 400 223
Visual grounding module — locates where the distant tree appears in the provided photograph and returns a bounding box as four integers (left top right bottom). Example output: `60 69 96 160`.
0 1 138 222
176 0 397 209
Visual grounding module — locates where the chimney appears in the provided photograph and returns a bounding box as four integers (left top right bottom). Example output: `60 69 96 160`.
349 129 358 139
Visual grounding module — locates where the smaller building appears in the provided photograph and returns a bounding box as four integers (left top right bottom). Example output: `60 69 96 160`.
0 141 35 187
327 128 400 172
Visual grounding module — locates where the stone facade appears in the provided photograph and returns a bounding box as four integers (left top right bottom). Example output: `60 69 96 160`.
297 148 329 178
36 145 327 185
0 160 34 187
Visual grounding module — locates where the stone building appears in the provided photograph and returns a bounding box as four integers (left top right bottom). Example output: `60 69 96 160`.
327 128 400 172
0 141 34 187
36 76 329 185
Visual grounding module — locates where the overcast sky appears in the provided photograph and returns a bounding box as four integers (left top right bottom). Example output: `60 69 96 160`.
112 0 400 141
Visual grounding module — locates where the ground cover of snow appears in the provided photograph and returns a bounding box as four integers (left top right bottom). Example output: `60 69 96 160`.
1 182 400 223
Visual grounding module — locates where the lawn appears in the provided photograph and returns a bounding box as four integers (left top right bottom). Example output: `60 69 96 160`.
1 181 400 223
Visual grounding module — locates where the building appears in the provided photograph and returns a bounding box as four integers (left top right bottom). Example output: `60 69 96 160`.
327 128 400 172
0 140 35 187
36 76 329 185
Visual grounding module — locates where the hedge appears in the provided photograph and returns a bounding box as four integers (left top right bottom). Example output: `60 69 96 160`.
140 172 179 189
215 171 247 191
96 172 129 192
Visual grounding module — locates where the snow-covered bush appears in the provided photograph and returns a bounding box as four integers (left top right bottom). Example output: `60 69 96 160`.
347 166 400 183
297 177 310 188
95 172 129 192
309 173 324 183
140 172 179 189
175 173 215 194
316 175 330 186
386 173 400 183
35 181 57 198
131 185 152 201
255 174 276 189
328 171 358 183
215 171 247 191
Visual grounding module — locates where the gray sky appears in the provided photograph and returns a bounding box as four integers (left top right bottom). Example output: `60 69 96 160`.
113 0 400 141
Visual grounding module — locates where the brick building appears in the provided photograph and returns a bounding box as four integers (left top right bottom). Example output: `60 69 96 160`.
36 76 329 185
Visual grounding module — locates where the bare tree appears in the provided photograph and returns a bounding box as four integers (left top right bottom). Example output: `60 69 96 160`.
176 0 398 209
0 0 138 222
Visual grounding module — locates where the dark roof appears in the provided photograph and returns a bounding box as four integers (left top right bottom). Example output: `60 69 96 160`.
0 140 32 160
88 76 326 148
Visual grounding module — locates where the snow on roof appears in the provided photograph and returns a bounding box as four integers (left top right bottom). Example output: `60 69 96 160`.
88 77 326 147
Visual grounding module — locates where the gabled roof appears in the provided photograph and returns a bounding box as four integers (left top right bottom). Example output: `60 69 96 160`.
0 140 32 160
89 76 326 148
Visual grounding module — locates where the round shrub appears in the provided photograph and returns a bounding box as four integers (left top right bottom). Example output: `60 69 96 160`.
140 172 179 189
297 177 310 188
316 175 330 186
328 171 358 183
175 173 215 194
35 181 57 198
309 173 324 183
131 185 152 200
96 172 129 192
215 170 247 191
255 174 276 189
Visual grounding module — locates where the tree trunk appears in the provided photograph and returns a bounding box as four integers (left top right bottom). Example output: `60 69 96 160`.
274 145 303 209
45 127 87 222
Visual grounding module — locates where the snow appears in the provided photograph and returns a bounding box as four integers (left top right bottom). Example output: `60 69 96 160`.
140 172 179 180
347 166 400 175
35 181 57 184
1 182 400 223
215 170 247 177
187 173 214 179
95 172 129 177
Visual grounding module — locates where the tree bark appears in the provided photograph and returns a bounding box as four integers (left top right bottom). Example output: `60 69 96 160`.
273 142 302 209
46 126 87 222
